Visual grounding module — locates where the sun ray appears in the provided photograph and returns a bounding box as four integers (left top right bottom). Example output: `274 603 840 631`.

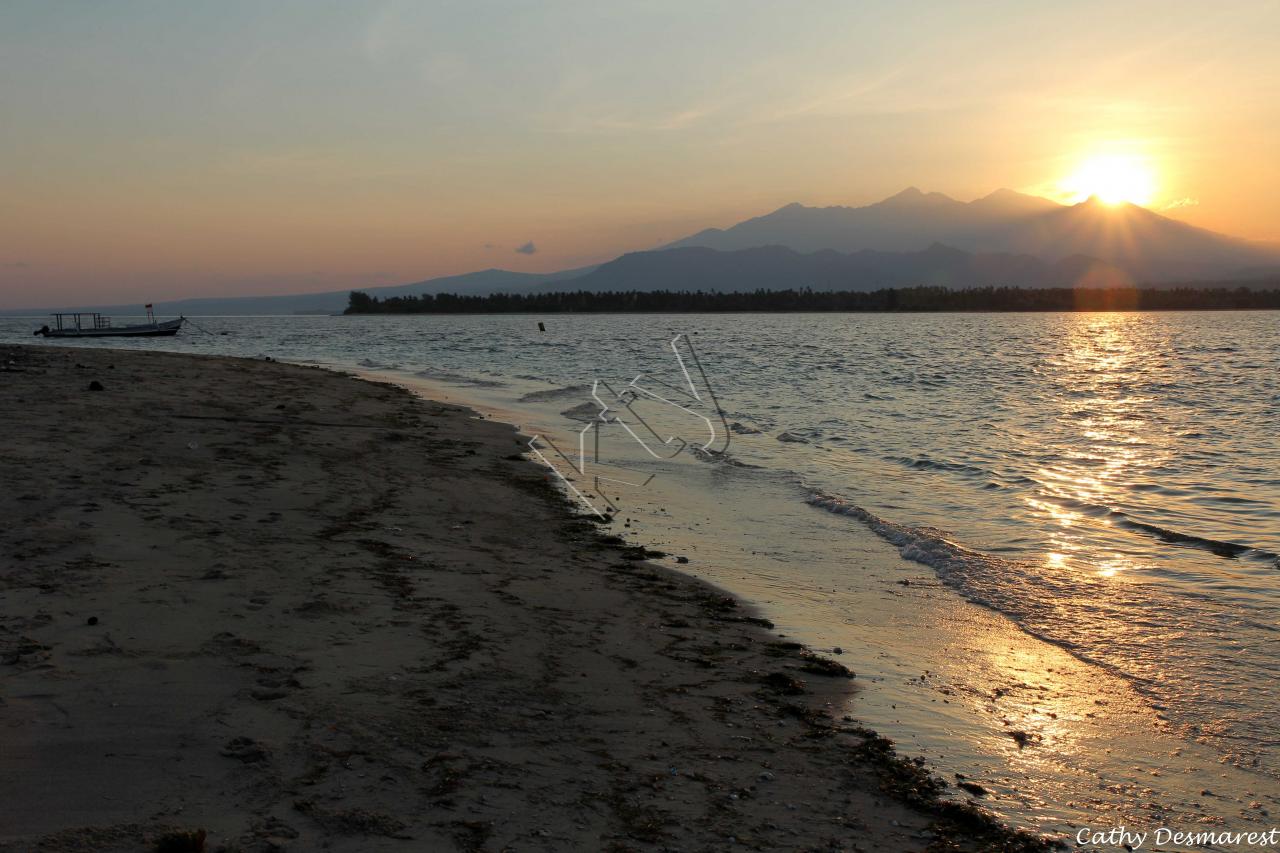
1061 153 1156 206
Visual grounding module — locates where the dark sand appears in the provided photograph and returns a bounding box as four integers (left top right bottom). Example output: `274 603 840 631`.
0 345 1049 852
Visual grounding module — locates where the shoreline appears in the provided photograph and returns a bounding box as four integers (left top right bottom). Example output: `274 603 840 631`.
344 358 1280 841
0 345 1050 852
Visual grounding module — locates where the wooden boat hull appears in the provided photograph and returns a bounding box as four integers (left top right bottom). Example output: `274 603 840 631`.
36 318 185 338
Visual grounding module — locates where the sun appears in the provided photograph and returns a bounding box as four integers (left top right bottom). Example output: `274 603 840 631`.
1061 153 1156 206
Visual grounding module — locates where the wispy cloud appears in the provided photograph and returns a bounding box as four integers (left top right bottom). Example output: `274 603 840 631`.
515 241 537 255
544 104 719 135
751 69 906 124
1164 197 1200 210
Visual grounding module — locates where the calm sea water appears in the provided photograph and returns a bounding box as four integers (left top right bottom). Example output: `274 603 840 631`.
7 310 1279 836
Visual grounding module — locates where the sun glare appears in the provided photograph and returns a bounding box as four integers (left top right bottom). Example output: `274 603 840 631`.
1061 153 1156 207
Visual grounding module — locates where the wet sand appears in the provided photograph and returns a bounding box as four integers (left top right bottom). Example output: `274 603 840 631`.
0 345 1047 852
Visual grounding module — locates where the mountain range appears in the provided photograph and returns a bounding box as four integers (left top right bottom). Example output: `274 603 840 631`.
6 189 1279 314
553 243 1133 294
664 188 1280 282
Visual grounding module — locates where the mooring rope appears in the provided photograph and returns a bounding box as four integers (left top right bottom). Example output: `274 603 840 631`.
183 318 229 336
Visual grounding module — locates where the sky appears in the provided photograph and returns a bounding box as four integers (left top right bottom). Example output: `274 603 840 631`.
2 0 1278 308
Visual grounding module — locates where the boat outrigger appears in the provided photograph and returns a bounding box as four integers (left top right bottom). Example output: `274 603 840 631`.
34 305 185 339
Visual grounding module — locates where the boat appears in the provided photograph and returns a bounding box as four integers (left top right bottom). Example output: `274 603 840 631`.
34 305 185 339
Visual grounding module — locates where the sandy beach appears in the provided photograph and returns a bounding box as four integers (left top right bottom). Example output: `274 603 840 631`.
0 345 1048 852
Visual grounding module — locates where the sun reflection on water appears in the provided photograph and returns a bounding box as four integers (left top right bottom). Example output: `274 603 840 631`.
1024 315 1175 580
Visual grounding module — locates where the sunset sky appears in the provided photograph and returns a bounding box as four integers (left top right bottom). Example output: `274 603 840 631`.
2 1 1278 308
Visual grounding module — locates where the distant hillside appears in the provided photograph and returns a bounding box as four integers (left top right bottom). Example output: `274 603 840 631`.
667 188 1059 254
4 266 596 316
538 243 1132 294
345 285 1280 314
666 189 1280 282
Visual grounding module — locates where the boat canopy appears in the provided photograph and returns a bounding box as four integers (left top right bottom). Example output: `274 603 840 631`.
50 313 112 331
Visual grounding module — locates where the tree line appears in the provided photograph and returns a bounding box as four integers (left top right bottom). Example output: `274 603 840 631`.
345 285 1280 314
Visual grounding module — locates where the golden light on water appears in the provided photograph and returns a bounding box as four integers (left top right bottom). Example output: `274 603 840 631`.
1096 558 1127 579
1028 315 1175 581
1060 152 1157 206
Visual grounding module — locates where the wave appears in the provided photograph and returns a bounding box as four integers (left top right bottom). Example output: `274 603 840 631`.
805 490 999 586
1113 517 1276 562
885 452 1279 565
776 426 827 444
804 486 1280 778
722 411 776 431
1027 495 1280 564
518 383 593 403
887 454 992 479
687 446 763 468
413 367 507 388
803 487 1279 635
560 401 603 422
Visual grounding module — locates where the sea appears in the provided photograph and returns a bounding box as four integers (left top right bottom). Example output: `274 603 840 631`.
5 310 1279 846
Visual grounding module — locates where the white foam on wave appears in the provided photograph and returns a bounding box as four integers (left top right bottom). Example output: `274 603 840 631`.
806 490 1000 595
